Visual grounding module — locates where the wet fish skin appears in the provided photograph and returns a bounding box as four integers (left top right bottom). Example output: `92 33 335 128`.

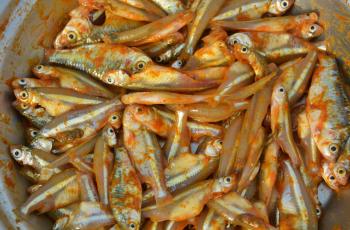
46 43 153 80
14 87 106 116
150 0 185 14
123 106 172 207
109 147 142 230
39 97 123 142
12 101 53 128
306 54 350 162
142 176 235 222
102 64 219 92
32 65 115 99
213 0 294 21
11 77 59 89
20 169 80 215
271 84 302 167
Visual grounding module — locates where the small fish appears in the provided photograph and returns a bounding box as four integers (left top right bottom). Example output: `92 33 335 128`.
271 84 302 166
46 43 153 80
179 0 226 61
123 106 171 206
213 0 294 21
333 138 350 186
306 54 350 162
237 127 266 192
63 201 116 230
77 171 99 203
142 176 235 222
142 138 222 205
183 40 234 70
297 110 322 182
258 140 280 206
213 13 322 40
164 109 190 162
11 77 59 89
150 0 185 14
102 64 219 92
10 145 60 182
129 105 223 140
21 169 80 215
14 87 106 116
278 160 318 230
233 43 269 80
228 32 318 63
105 11 193 45
109 147 142 230
12 101 53 128
167 99 249 123
139 32 184 58
39 97 123 143
275 51 318 105
32 65 115 98
54 7 145 49
93 127 115 205
207 191 265 223
121 91 212 105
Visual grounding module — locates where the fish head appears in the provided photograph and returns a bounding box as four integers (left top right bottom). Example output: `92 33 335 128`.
14 88 34 104
11 78 29 88
32 65 55 78
128 104 154 122
300 23 324 40
233 43 253 62
102 69 131 86
10 145 33 166
130 55 153 74
272 84 288 106
108 111 122 129
227 33 253 48
116 208 141 230
268 0 294 15
12 100 30 113
333 138 350 185
203 138 223 158
212 176 237 195
102 124 117 147
321 162 340 191
54 17 91 49
25 128 39 142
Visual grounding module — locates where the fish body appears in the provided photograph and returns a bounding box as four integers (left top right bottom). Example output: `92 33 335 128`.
109 147 142 230
12 101 53 128
46 43 153 80
306 55 350 162
33 65 115 98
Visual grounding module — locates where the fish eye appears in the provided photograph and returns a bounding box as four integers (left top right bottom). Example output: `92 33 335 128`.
106 77 114 84
18 79 27 85
20 91 29 99
309 24 317 33
337 167 346 175
329 175 335 181
136 61 146 71
11 149 22 158
281 0 289 9
110 114 119 122
233 39 239 45
329 144 339 154
67 31 77 42
107 127 114 135
278 87 285 93
20 103 29 110
136 107 143 113
35 65 43 71
30 130 38 137
172 60 183 69
241 46 248 53
155 56 162 63
129 223 136 229
224 176 232 184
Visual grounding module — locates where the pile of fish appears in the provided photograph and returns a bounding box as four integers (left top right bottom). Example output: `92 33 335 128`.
9 0 350 229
